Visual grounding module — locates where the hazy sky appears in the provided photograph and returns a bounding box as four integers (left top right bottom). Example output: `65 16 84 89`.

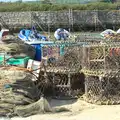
0 0 38 2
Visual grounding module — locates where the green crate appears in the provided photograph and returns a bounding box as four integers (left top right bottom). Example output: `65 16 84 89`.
0 55 30 67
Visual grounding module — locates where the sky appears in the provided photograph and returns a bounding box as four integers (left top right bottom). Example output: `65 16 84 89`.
0 0 38 2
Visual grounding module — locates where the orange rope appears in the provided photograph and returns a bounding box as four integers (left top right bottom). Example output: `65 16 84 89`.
1 66 31 72
1 66 42 73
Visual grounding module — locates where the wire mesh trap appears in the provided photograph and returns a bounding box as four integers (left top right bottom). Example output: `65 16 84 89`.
82 42 120 76
75 33 103 43
81 41 120 104
84 74 120 105
104 34 120 41
37 70 85 99
36 42 84 99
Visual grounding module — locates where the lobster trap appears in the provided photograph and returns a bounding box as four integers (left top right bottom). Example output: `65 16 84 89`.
41 41 83 67
38 67 85 99
38 42 84 98
85 74 120 105
75 33 103 43
82 43 120 76
41 44 60 66
104 33 120 41
81 42 120 104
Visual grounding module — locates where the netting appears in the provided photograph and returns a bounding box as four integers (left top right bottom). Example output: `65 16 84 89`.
0 66 40 117
81 41 120 104
103 34 120 41
84 75 120 105
0 35 35 59
75 33 102 43
0 65 71 117
82 42 120 76
35 42 84 98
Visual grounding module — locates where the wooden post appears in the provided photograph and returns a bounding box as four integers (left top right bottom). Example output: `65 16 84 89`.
68 72 71 96
103 44 106 71
99 76 103 98
88 46 90 69
3 52 5 66
85 76 88 98
52 72 55 96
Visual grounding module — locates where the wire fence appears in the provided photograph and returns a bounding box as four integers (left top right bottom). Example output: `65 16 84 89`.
1 9 120 33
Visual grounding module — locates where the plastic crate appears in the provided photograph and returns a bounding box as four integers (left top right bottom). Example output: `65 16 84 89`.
0 55 30 67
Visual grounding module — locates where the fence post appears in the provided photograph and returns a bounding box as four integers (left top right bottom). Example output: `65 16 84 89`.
85 76 88 98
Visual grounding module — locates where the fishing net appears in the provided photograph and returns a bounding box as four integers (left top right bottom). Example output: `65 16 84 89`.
0 66 69 117
0 66 40 117
0 35 35 59
14 97 52 117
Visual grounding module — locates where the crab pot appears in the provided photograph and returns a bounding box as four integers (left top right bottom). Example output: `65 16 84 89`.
38 70 85 98
37 68 85 98
82 43 120 71
52 72 85 98
85 74 120 105
41 42 83 66
36 43 84 98
75 34 102 43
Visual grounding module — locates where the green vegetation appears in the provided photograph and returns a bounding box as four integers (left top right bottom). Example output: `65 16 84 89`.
0 2 119 12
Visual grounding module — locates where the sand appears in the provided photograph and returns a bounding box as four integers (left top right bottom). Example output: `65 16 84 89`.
10 98 120 120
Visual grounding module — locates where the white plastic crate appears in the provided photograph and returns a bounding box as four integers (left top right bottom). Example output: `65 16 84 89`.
27 59 41 78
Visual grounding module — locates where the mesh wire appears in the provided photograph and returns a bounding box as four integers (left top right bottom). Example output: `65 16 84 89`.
81 41 120 104
82 43 120 75
36 42 84 98
85 75 120 105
